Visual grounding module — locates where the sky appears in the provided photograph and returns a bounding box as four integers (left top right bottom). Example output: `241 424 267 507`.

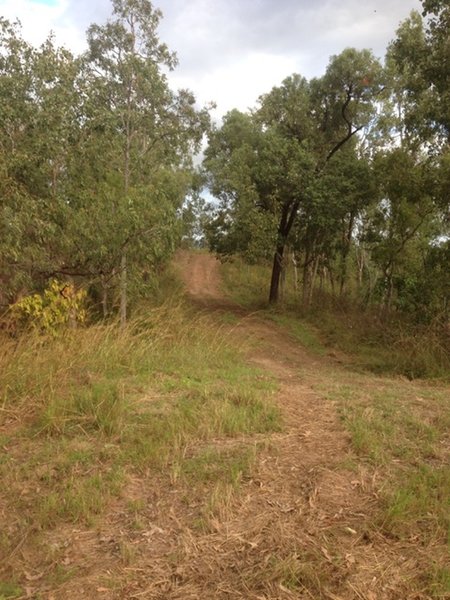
0 0 422 119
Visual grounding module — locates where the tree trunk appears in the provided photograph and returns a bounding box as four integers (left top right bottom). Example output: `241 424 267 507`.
384 272 394 312
306 253 320 308
101 275 108 319
339 213 355 296
269 243 285 304
302 250 311 308
380 263 394 317
120 252 127 327
292 252 299 292
356 247 365 289
280 255 286 301
328 266 336 296
120 34 134 326
268 201 300 304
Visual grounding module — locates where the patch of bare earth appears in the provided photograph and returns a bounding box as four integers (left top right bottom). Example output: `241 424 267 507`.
2 252 446 599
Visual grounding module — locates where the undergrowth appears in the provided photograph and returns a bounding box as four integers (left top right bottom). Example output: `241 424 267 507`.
221 256 450 380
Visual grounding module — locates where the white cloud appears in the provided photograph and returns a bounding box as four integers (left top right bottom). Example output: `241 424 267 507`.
0 0 422 116
170 51 300 117
0 0 90 52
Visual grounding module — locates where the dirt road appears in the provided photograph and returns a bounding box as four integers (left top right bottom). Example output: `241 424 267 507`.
165 252 425 600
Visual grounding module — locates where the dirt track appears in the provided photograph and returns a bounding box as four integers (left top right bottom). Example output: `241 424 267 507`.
164 252 422 600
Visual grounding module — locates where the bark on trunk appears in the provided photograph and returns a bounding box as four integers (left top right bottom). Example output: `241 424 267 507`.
306 254 320 308
268 201 300 304
120 252 127 328
356 247 365 289
339 213 354 296
302 251 311 308
269 243 285 304
292 252 299 292
101 276 108 319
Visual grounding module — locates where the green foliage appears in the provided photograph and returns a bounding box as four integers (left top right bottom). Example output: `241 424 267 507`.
11 280 87 334
204 49 385 304
388 2 450 143
203 25 448 321
0 3 210 318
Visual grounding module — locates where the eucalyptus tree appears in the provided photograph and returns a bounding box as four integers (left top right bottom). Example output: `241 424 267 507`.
204 48 384 303
0 18 36 303
0 19 81 303
262 49 383 303
82 0 210 322
290 144 375 303
0 1 210 318
388 1 450 146
204 109 280 261
364 149 438 312
375 0 450 316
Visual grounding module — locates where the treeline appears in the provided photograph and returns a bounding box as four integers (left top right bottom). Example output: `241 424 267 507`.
0 0 210 323
203 0 449 324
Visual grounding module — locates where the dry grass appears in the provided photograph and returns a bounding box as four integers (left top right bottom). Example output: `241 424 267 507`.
222 255 450 598
0 300 281 598
309 370 450 598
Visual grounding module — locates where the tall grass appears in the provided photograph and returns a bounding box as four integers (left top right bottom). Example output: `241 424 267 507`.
0 301 280 551
221 256 450 379
1 304 249 427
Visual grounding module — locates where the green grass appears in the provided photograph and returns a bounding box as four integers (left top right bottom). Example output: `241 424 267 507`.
269 313 326 356
0 297 281 592
37 467 125 528
429 566 450 597
0 582 22 600
317 374 450 595
221 259 272 308
306 307 450 380
120 386 280 471
383 465 450 540
221 255 450 380
323 380 450 467
180 445 256 486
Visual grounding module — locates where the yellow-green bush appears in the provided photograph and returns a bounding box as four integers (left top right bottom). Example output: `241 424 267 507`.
11 280 87 334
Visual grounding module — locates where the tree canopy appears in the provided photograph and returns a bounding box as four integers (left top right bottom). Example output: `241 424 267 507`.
203 0 449 321
0 0 210 321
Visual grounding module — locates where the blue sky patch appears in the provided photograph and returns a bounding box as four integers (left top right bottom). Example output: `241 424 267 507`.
30 0 59 5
